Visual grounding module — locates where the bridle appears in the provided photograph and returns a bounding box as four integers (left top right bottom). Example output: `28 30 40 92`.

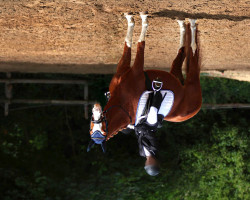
102 105 133 134
90 114 108 134
88 104 132 152
90 90 133 136
91 118 103 124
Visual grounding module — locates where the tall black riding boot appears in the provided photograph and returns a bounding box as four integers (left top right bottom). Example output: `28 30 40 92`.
151 91 163 110
157 114 164 128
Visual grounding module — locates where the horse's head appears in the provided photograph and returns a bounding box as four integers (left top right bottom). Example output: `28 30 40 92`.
87 103 107 153
103 83 133 139
87 74 134 152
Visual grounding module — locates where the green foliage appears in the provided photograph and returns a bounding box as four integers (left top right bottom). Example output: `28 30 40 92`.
0 125 25 158
0 73 249 199
200 77 250 104
177 126 249 200
29 133 48 150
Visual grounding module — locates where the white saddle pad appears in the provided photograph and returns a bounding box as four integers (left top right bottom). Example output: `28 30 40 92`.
135 90 174 125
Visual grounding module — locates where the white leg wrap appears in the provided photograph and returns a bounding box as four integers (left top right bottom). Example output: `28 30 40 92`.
125 14 134 48
189 19 197 55
138 13 148 42
146 107 158 125
177 20 185 49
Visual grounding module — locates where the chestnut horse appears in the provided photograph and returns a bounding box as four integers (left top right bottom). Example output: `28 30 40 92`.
88 12 201 150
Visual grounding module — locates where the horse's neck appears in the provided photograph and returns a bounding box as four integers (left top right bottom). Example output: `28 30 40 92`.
105 72 146 137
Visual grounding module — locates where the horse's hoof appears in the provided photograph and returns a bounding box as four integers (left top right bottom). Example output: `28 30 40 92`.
177 19 185 24
140 11 149 16
124 12 134 16
189 19 197 25
125 13 135 25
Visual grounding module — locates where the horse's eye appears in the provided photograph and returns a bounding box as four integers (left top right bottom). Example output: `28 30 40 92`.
104 91 111 101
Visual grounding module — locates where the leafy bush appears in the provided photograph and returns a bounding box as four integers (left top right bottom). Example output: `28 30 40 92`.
0 74 249 200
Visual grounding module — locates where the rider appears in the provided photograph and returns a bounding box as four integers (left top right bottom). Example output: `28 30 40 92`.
134 84 165 176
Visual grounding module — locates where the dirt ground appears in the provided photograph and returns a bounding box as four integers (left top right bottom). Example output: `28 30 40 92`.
0 0 249 81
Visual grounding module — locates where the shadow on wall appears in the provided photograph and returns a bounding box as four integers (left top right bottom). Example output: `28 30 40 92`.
0 62 117 74
0 62 171 75
152 9 250 21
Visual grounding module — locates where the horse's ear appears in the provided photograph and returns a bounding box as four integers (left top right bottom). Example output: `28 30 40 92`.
101 141 106 153
87 140 95 152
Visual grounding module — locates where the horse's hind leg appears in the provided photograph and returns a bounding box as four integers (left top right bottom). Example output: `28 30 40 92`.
132 12 148 74
183 19 202 114
189 19 197 55
177 20 186 49
116 13 134 76
124 13 135 48
170 20 186 85
185 19 200 83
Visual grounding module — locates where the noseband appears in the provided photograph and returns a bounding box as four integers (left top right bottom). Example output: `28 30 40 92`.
91 118 103 124
90 114 108 133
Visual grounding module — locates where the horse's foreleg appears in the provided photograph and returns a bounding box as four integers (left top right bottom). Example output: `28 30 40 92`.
170 20 186 84
116 13 134 76
132 12 148 74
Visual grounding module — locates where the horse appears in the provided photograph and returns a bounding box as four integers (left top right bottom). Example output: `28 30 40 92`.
87 12 202 173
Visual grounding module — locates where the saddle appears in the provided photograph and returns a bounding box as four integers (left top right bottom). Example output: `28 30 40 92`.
135 90 174 126
134 72 174 125
121 72 174 134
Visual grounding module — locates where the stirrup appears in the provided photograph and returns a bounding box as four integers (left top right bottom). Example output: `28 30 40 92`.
152 78 163 92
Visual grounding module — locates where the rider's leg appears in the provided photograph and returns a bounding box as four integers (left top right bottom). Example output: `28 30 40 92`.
170 20 186 85
132 12 148 75
147 107 158 125
146 91 163 126
116 13 134 76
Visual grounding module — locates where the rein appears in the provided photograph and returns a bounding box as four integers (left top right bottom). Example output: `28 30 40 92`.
102 105 133 133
